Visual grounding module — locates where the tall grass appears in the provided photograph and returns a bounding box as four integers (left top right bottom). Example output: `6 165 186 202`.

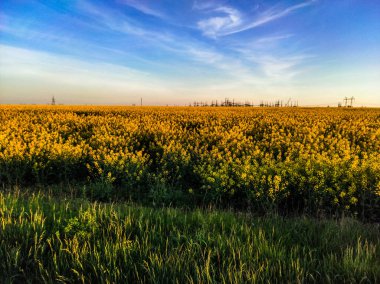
1 191 379 283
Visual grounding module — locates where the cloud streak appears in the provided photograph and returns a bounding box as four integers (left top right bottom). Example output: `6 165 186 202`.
77 1 174 41
227 33 315 82
119 0 166 19
197 1 315 37
0 44 175 104
75 1 265 84
197 6 242 38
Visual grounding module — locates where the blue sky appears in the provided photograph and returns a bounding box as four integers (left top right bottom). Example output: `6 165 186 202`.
0 0 379 106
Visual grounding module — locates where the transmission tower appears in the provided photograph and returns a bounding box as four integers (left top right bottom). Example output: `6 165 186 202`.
285 98 291 107
349 96 355 107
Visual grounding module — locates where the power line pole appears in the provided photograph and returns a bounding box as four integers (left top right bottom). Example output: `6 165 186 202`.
349 96 355 107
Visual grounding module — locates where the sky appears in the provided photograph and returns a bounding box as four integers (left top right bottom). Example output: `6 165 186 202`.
0 0 379 106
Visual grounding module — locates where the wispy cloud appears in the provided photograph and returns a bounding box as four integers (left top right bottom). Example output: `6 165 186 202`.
254 34 294 45
256 55 313 80
197 1 315 37
77 1 137 33
0 44 151 83
77 1 173 40
234 44 314 81
197 6 242 38
8 1 232 83
119 0 166 19
219 30 313 82
184 46 267 85
192 1 217 11
194 1 315 82
0 44 174 104
75 1 260 83
229 1 315 35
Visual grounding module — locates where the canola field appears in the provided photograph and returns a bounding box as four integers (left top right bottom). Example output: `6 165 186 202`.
1 106 379 217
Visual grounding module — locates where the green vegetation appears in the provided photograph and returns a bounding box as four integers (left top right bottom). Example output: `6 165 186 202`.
1 107 379 282
1 191 379 283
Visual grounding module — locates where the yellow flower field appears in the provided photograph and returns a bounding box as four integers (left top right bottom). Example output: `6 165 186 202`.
1 106 379 217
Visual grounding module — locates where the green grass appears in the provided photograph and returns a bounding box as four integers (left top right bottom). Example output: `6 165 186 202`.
1 191 379 283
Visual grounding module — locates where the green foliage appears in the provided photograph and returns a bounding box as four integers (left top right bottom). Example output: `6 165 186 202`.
0 192 379 283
